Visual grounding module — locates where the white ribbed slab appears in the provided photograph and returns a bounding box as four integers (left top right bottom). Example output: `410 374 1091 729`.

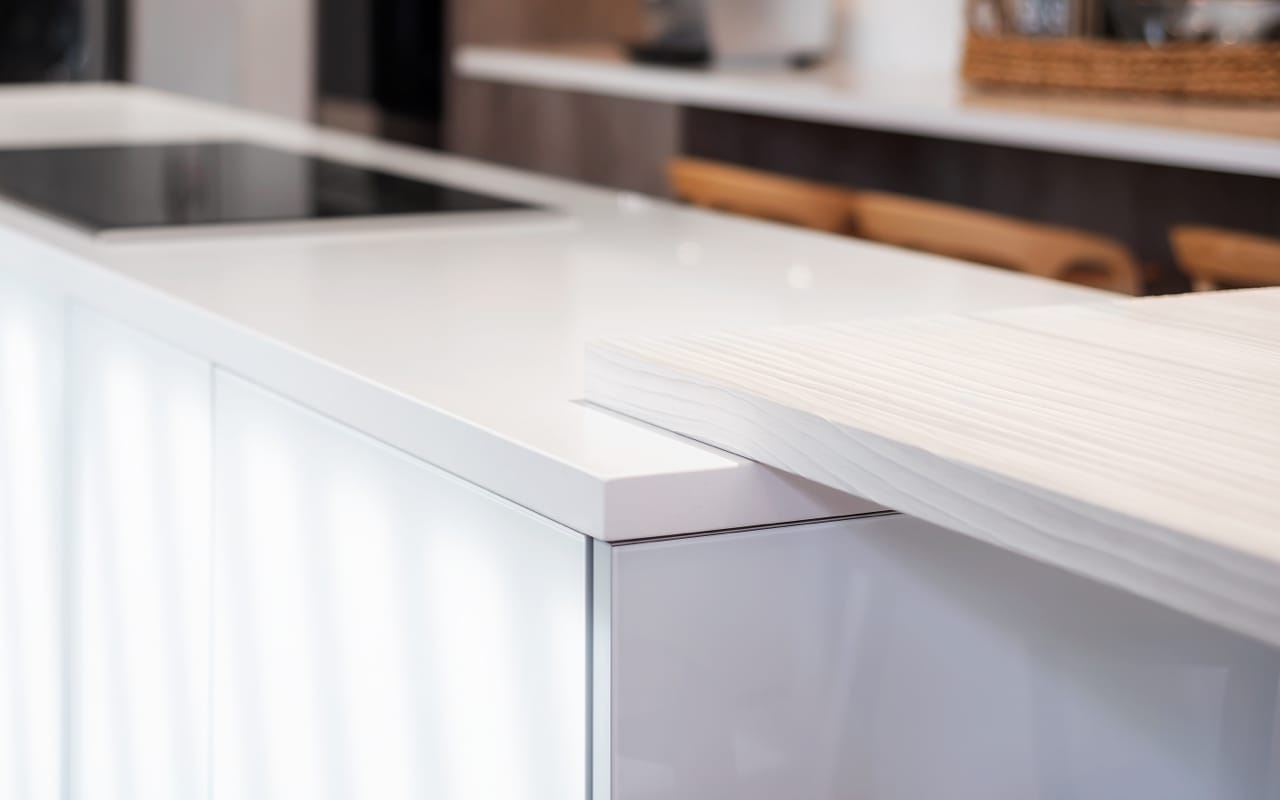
586 288 1280 646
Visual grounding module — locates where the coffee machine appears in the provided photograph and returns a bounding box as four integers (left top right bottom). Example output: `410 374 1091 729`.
630 0 833 67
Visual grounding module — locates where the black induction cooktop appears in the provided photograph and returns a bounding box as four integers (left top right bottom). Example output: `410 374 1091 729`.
0 141 537 235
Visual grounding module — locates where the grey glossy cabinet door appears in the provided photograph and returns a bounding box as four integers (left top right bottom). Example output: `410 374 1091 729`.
212 372 589 800
0 268 64 800
67 306 212 800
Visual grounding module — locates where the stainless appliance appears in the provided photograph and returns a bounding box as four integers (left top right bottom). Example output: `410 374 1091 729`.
631 0 711 64
706 0 834 63
631 0 834 66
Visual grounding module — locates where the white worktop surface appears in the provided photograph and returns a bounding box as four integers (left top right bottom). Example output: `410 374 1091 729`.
587 288 1280 644
458 44 1280 178
0 83 1105 540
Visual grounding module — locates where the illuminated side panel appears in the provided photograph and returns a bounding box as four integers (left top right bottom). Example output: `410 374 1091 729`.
68 307 211 800
0 269 64 800
212 372 588 800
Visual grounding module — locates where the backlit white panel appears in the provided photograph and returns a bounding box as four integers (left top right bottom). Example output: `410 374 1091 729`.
612 514 1280 800
0 269 64 800
68 307 211 800
213 372 588 800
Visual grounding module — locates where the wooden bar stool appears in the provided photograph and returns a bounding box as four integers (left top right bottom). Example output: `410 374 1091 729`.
847 191 1144 295
1170 225 1280 291
669 157 1144 295
668 157 851 234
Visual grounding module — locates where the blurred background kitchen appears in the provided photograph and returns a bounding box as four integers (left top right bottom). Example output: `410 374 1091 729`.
2 0 1277 294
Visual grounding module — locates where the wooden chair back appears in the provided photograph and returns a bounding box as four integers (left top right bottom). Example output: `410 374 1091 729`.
847 191 1144 295
668 157 1144 295
668 157 851 234
1170 225 1280 291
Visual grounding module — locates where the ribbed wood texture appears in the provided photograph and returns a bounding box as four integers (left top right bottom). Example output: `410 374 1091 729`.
446 5 679 196
586 288 1280 646
963 35 1280 101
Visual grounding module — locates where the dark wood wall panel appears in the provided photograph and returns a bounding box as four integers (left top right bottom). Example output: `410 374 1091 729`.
445 0 680 195
684 107 1280 292
448 79 680 196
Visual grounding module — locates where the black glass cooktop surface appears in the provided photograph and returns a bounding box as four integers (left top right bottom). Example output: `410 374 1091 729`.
0 141 535 234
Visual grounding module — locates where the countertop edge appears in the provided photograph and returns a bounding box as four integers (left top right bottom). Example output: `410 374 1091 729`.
3 224 871 541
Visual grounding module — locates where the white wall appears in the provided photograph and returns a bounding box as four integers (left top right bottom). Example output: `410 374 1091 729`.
836 0 967 73
130 0 314 120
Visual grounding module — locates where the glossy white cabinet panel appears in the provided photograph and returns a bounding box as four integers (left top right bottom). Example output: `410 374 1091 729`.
0 269 64 800
68 307 212 800
609 514 1280 800
212 373 589 800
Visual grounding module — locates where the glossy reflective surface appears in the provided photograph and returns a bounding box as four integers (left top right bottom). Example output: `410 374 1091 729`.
612 514 1280 800
69 307 212 800
3 254 590 799
0 142 531 232
213 373 588 800
0 269 63 800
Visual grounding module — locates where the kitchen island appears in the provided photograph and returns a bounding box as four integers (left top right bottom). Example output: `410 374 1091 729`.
1 84 1277 800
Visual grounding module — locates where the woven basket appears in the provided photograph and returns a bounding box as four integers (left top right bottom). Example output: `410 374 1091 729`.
963 34 1280 101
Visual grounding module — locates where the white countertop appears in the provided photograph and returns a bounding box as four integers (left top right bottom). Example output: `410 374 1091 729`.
0 83 1105 540
458 44 1280 179
587 288 1280 645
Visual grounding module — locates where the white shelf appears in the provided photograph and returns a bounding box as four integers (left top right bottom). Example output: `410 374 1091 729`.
458 44 1280 178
